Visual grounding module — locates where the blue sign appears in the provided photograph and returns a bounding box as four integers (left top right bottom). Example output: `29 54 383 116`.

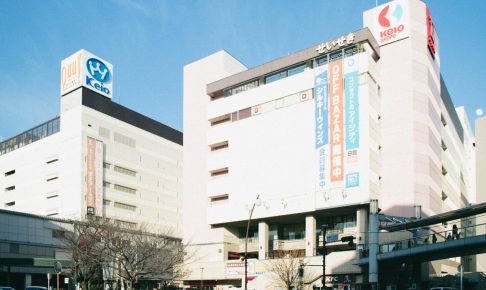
345 71 359 149
314 66 328 190
346 172 359 188
86 58 111 83
314 67 328 149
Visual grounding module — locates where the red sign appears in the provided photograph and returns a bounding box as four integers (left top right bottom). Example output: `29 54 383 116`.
86 137 96 213
377 3 406 44
426 6 436 59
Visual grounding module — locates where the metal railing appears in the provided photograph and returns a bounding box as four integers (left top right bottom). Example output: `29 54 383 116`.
379 222 483 254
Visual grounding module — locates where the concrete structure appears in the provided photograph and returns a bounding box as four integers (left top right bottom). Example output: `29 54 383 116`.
0 51 183 236
475 116 486 272
0 209 74 290
183 0 475 289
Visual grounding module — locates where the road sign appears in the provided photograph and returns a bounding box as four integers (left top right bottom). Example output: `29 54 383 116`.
54 261 62 273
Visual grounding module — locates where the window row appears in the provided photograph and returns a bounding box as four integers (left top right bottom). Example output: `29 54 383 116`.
216 45 359 99
223 79 259 98
4 173 58 192
210 89 312 127
0 117 60 156
104 162 137 177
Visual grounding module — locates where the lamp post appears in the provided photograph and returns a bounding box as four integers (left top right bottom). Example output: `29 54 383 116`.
244 194 261 290
321 224 328 289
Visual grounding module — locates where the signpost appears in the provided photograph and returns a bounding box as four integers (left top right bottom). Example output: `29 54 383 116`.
54 261 62 290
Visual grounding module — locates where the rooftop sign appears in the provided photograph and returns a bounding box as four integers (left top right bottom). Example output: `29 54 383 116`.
60 49 113 98
365 0 410 46
316 33 356 54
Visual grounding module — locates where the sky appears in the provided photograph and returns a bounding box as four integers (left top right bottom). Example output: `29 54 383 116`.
0 0 485 141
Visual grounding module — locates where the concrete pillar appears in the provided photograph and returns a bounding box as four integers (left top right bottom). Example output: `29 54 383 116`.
258 221 269 260
305 215 316 256
25 274 32 287
356 208 368 245
369 213 379 289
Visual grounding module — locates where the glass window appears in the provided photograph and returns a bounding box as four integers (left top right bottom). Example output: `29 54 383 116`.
287 64 306 77
330 50 343 62
344 46 358 57
223 79 259 97
314 56 328 67
265 70 287 84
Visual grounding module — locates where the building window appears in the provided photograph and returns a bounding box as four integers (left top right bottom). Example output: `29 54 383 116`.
441 114 447 126
0 117 60 156
210 167 229 177
115 219 137 228
103 162 111 169
5 201 15 207
103 199 111 206
209 141 229 151
441 165 448 176
103 181 111 188
114 202 136 212
223 79 260 98
99 127 111 138
264 63 306 84
114 132 136 148
441 140 448 151
46 175 59 182
114 184 136 194
442 191 448 201
114 165 137 177
46 157 59 164
5 186 15 192
330 50 343 61
344 46 358 57
314 55 328 67
52 230 65 238
9 244 19 254
210 114 231 126
210 194 229 203
4 169 15 176
287 64 306 77
46 191 58 198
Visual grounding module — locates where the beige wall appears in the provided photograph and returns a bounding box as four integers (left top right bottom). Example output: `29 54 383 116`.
475 117 486 272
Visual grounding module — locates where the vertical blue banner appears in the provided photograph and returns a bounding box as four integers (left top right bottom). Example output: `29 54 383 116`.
344 71 359 150
314 67 328 149
314 66 328 190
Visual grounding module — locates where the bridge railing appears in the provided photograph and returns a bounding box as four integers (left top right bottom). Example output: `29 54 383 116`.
379 222 484 254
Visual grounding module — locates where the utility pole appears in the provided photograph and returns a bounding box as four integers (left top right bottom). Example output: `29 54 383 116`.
321 224 328 289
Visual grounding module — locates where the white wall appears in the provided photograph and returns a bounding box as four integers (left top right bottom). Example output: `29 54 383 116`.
0 87 183 236
182 51 247 282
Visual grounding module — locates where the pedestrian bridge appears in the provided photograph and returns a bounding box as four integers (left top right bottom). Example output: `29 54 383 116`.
358 223 486 265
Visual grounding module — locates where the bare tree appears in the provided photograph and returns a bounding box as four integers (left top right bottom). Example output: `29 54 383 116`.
61 218 190 290
61 217 111 290
103 221 189 289
265 250 314 290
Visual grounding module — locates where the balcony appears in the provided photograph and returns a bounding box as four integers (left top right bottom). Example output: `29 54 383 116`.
272 238 306 251
238 237 259 252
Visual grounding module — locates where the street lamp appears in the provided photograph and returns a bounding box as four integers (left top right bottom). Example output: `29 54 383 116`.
244 194 261 290
321 224 328 289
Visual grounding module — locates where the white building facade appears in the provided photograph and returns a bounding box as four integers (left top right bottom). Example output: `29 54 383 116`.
0 50 183 235
183 0 475 289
